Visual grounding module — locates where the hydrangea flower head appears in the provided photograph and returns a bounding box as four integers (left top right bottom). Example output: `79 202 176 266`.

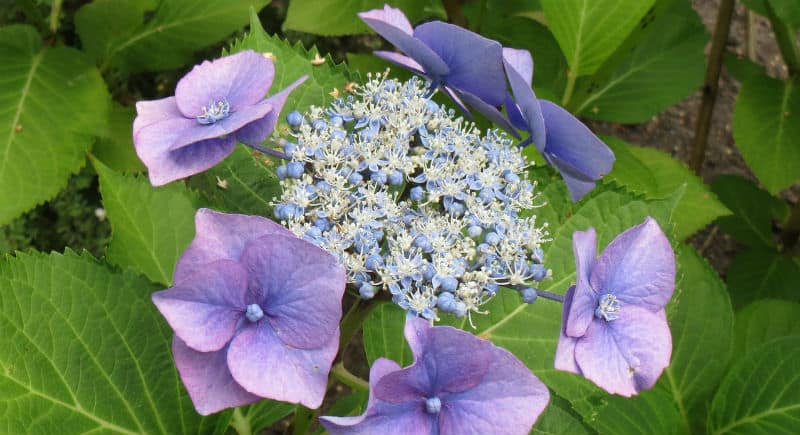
133 50 307 185
320 316 549 434
554 217 675 396
152 209 345 414
358 5 509 127
273 76 551 321
503 48 615 202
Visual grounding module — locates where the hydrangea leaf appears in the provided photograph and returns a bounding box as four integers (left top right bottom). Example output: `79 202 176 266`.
95 158 200 286
733 299 800 359
189 146 282 216
711 175 789 248
540 0 655 76
732 70 800 194
227 9 359 116
709 336 800 435
726 248 800 309
284 0 441 36
0 24 109 225
604 137 730 240
571 0 708 123
362 303 413 366
236 401 296 435
531 396 592 435
585 388 682 435
657 244 734 433
0 250 230 435
91 103 146 174
75 0 269 74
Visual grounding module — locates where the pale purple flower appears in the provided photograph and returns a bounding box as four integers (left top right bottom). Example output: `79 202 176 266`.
321 316 549 435
152 209 345 414
554 217 675 396
133 50 307 186
503 48 615 202
358 5 510 128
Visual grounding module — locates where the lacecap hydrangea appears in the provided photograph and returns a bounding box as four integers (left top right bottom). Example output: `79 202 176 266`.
272 75 551 321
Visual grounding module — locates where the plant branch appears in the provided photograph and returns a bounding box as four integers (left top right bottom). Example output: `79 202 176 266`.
689 0 735 173
230 408 253 435
765 1 800 78
48 0 63 34
779 202 800 252
331 362 369 392
443 0 468 27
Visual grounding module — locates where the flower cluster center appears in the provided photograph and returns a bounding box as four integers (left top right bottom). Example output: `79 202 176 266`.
196 99 230 124
595 293 621 322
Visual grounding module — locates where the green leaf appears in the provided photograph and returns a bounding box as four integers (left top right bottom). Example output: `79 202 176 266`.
189 145 282 216
0 250 230 434
362 303 413 366
236 401 295 434
658 244 734 432
0 24 109 225
732 72 800 194
585 388 682 435
284 0 441 36
726 248 800 309
228 10 359 117
712 175 789 248
540 0 655 76
709 336 800 435
733 299 800 359
75 0 269 74
532 396 593 435
604 137 730 240
572 0 707 123
91 103 146 174
95 159 199 286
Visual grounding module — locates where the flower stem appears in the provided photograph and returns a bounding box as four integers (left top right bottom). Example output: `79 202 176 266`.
331 362 369 392
230 408 252 435
291 406 314 435
537 289 565 303
561 70 577 108
243 142 290 160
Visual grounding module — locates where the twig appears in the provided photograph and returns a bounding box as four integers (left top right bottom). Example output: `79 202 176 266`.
331 362 369 392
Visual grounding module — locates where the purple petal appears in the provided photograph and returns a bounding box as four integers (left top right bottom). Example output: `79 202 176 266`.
152 260 247 352
175 209 292 283
440 342 550 435
574 305 672 396
589 217 675 311
414 21 506 106
502 48 533 86
133 97 184 140
505 95 529 132
373 51 425 75
548 153 600 202
375 317 492 403
136 133 236 186
236 76 308 146
172 337 260 415
554 287 582 374
566 228 599 338
226 322 338 408
168 101 274 151
455 89 519 138
440 86 472 117
504 56 546 150
241 234 345 349
175 50 275 117
539 100 615 198
358 6 449 77
321 358 434 435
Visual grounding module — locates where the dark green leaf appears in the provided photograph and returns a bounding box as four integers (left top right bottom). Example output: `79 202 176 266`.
362 303 412 366
237 401 295 434
733 299 800 359
726 248 800 309
712 175 789 248
91 103 145 174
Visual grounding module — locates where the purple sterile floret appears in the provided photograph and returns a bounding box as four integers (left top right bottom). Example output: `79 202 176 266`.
321 316 549 435
358 5 507 121
152 209 346 414
503 48 615 202
554 217 675 397
133 50 307 186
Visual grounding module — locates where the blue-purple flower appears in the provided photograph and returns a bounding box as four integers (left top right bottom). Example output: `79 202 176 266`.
151 209 345 414
133 50 307 186
554 217 675 396
503 48 615 202
358 5 510 128
321 316 549 434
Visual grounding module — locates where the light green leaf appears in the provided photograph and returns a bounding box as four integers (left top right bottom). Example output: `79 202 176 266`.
712 175 789 248
236 401 295 434
75 0 269 74
227 9 359 117
95 159 199 286
91 102 145 174
726 248 800 309
572 0 707 122
586 388 682 435
709 336 800 435
189 145 282 216
0 24 109 225
658 244 734 432
531 397 592 435
362 303 413 366
540 0 655 76
604 137 730 239
0 250 230 435
733 299 800 358
284 0 441 36
733 72 800 194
